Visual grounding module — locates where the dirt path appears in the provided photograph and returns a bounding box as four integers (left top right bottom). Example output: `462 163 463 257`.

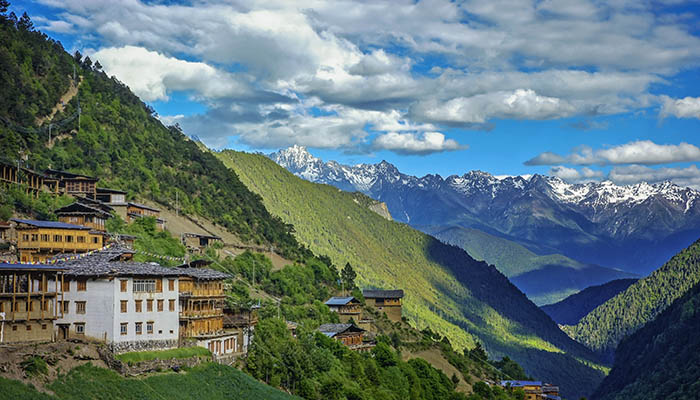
37 76 82 127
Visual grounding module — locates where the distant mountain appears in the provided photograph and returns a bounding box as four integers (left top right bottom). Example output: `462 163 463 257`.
270 146 700 276
541 279 638 325
424 226 636 305
592 281 700 400
218 150 605 400
563 239 700 358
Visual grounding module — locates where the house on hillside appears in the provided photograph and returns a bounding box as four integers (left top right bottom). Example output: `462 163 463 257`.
12 219 105 263
362 289 404 322
175 261 236 356
324 296 362 323
181 232 222 254
318 323 372 351
123 203 166 230
44 169 99 199
499 381 560 400
96 187 127 205
0 263 65 343
0 161 47 197
54 247 180 352
56 202 112 232
222 306 259 355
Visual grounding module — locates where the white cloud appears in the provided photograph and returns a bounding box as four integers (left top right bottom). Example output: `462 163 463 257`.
372 131 464 155
92 46 255 102
660 95 700 119
608 164 700 189
550 166 604 182
413 89 575 124
527 140 700 166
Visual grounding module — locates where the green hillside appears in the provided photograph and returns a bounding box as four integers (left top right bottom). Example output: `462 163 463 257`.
592 281 700 400
541 279 638 325
563 238 700 357
0 363 298 400
217 150 605 399
0 12 306 260
427 226 635 305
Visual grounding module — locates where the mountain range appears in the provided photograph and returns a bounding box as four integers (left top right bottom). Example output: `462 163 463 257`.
541 279 638 325
270 145 700 278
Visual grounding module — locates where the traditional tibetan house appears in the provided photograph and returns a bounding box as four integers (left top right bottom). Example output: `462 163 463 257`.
324 296 362 323
0 160 47 197
181 233 222 254
222 306 259 355
12 219 105 263
362 289 404 322
95 187 127 205
56 202 112 232
318 323 371 351
499 381 560 400
126 203 166 231
174 261 235 356
54 247 180 353
44 169 98 199
0 263 65 343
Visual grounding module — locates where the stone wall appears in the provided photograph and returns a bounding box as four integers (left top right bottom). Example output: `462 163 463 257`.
109 339 177 354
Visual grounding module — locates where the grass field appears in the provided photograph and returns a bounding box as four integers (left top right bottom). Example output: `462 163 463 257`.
115 347 211 363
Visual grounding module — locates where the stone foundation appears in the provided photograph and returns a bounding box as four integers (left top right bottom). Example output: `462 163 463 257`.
109 339 177 354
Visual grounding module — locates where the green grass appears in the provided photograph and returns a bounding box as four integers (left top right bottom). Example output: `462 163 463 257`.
216 150 605 400
0 377 54 400
115 346 211 363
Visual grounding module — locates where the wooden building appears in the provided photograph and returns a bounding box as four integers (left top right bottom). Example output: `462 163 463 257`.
12 219 104 263
175 261 235 356
56 202 112 232
318 323 372 351
499 381 560 400
324 296 362 323
44 169 99 199
0 161 48 196
222 307 259 355
95 187 127 205
363 289 404 322
0 263 65 344
0 221 13 242
123 203 166 230
181 233 222 254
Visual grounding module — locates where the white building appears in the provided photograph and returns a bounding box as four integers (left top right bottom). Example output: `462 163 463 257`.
54 248 180 353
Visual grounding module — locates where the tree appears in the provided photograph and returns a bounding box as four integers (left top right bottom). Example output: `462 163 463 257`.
0 0 10 14
469 342 488 361
94 60 102 70
82 56 92 69
17 11 32 30
341 262 356 290
73 50 82 63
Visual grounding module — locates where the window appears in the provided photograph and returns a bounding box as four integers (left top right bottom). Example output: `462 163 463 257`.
63 280 70 292
147 299 153 312
42 324 47 330
135 300 142 313
40 234 49 241
133 279 156 293
120 280 128 292
146 322 153 334
92 237 99 244
120 300 128 313
31 234 38 242
120 323 127 335
76 301 86 314
135 322 143 335
63 301 69 313
77 236 85 243
168 299 175 312
168 279 175 291
75 323 85 334
65 235 74 243
77 280 87 291
156 279 163 293
22 234 29 241
26 324 31 331
12 325 17 331
158 330 162 334
157 299 164 312
54 235 62 242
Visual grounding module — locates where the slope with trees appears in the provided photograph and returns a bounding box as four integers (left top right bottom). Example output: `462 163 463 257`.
541 279 638 325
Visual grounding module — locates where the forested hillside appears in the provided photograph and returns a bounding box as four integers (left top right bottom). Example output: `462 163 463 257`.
592 281 700 400
217 150 605 399
427 226 635 305
564 239 700 357
541 279 638 325
0 10 306 259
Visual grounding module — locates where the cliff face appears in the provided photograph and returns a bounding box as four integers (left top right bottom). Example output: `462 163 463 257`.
368 201 392 220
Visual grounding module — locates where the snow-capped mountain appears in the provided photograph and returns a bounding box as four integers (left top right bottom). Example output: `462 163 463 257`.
270 146 700 275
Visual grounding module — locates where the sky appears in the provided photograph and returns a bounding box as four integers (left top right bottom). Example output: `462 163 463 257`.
11 0 700 187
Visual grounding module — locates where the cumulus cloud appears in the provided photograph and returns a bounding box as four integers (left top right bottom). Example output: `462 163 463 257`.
372 131 464 155
608 164 700 188
550 166 604 182
660 95 700 119
526 140 700 166
412 89 575 124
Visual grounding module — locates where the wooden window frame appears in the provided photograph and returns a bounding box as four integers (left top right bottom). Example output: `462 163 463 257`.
120 300 128 313
135 300 142 313
76 301 86 314
120 323 128 335
157 299 164 312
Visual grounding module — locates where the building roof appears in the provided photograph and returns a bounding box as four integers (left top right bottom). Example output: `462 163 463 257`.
324 296 358 306
55 249 180 278
173 266 231 280
45 169 98 181
500 381 543 388
0 263 66 272
97 187 127 194
182 232 222 240
128 202 160 212
318 323 365 338
11 218 92 230
55 202 112 219
75 196 115 213
362 289 404 299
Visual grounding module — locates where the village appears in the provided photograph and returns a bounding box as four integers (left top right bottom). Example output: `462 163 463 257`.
0 160 560 399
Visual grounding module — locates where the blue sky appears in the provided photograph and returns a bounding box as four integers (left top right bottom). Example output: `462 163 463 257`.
12 0 700 186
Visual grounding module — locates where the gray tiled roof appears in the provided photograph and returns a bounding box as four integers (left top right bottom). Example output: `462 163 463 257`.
54 247 178 278
324 296 357 306
318 323 364 337
173 266 231 280
362 289 404 299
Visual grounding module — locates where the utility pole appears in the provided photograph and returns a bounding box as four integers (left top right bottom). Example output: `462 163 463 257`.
176 190 179 217
48 123 52 146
